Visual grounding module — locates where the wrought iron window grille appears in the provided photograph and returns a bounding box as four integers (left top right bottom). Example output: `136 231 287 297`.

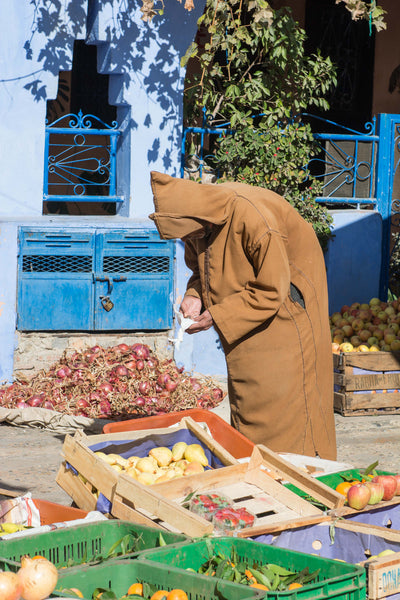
44 110 123 204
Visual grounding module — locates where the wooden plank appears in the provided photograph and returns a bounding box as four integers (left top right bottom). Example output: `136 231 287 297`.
112 495 166 529
113 472 213 537
328 497 400 518
253 445 345 509
333 372 345 387
237 514 332 537
61 434 118 502
367 552 400 599
344 373 400 391
0 488 21 498
341 351 400 371
335 520 400 542
55 463 98 512
346 392 400 410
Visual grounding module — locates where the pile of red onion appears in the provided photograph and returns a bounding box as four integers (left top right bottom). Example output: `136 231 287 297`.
0 343 225 420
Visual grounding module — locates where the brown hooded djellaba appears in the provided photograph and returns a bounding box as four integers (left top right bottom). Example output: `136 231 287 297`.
150 171 336 460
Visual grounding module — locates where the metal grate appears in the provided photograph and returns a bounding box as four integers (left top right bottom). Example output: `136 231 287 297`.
22 255 92 273
103 255 170 273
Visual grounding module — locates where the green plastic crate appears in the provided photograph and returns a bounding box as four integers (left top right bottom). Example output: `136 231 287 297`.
138 537 366 600
0 520 187 569
53 559 264 600
285 469 393 508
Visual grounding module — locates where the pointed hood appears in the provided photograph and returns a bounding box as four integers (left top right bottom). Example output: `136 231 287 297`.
149 171 234 239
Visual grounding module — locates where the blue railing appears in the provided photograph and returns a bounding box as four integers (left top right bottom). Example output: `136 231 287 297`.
44 110 123 204
181 110 379 209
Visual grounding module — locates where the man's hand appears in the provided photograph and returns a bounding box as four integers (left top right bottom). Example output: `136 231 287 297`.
180 295 202 319
186 309 213 333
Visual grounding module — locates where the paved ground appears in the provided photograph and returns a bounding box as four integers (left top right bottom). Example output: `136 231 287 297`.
1 401 400 506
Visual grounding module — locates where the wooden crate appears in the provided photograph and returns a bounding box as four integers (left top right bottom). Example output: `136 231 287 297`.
111 446 328 537
56 416 239 513
333 351 400 416
335 520 400 600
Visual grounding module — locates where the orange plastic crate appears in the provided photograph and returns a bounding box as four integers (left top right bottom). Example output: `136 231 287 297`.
102 409 254 459
32 498 88 525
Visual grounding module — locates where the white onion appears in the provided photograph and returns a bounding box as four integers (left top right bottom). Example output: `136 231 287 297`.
18 556 58 600
0 571 22 600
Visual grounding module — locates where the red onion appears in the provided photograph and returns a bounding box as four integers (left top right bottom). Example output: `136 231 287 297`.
190 377 201 391
138 381 150 395
146 358 158 369
125 360 136 370
135 396 146 407
89 392 101 402
99 399 111 415
75 398 90 410
212 387 224 401
157 373 171 387
136 360 144 371
90 345 101 353
165 380 177 392
155 384 163 393
43 400 55 410
117 343 130 352
114 364 129 377
16 400 28 409
98 382 113 394
57 366 72 378
132 344 150 359
27 395 43 407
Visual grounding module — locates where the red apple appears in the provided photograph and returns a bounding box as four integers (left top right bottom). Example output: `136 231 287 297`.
341 305 351 315
347 483 371 510
350 335 362 348
365 481 385 505
359 309 372 321
342 325 354 337
352 318 365 332
372 475 398 501
359 329 371 342
393 475 400 495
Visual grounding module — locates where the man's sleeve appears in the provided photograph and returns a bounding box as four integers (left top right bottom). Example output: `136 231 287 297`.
183 239 202 299
209 230 291 345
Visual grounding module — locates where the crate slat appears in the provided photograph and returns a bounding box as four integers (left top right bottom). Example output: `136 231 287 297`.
334 351 400 416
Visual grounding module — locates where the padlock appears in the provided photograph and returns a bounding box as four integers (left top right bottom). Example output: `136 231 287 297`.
100 296 114 311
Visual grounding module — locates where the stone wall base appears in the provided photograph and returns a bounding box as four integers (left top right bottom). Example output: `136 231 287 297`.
13 331 173 381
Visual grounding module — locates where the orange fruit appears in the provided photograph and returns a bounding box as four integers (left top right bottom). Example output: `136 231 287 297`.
250 583 269 590
32 555 47 560
245 569 257 583
127 582 143 596
288 582 303 590
335 481 353 497
150 592 169 600
167 590 189 600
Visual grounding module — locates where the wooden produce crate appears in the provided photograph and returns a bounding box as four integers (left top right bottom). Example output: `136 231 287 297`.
56 416 239 514
333 351 400 416
111 446 329 538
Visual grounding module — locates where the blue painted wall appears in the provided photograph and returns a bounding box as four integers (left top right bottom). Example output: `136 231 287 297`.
0 0 205 383
0 1 386 384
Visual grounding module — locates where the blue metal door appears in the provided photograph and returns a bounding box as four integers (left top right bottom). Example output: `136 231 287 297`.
94 230 174 330
18 229 95 330
17 228 174 331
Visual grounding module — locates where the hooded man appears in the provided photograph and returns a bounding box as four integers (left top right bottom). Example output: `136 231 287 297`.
149 171 336 460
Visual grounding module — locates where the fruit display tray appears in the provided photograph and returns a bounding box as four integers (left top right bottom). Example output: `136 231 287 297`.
0 520 187 569
333 351 400 416
139 536 366 600
53 558 265 600
56 416 239 515
111 446 333 537
284 468 400 516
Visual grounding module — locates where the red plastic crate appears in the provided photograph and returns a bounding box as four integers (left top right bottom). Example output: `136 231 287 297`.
102 408 254 459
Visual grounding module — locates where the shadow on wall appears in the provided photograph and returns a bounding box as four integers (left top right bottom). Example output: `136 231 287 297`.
325 210 383 314
23 0 205 173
